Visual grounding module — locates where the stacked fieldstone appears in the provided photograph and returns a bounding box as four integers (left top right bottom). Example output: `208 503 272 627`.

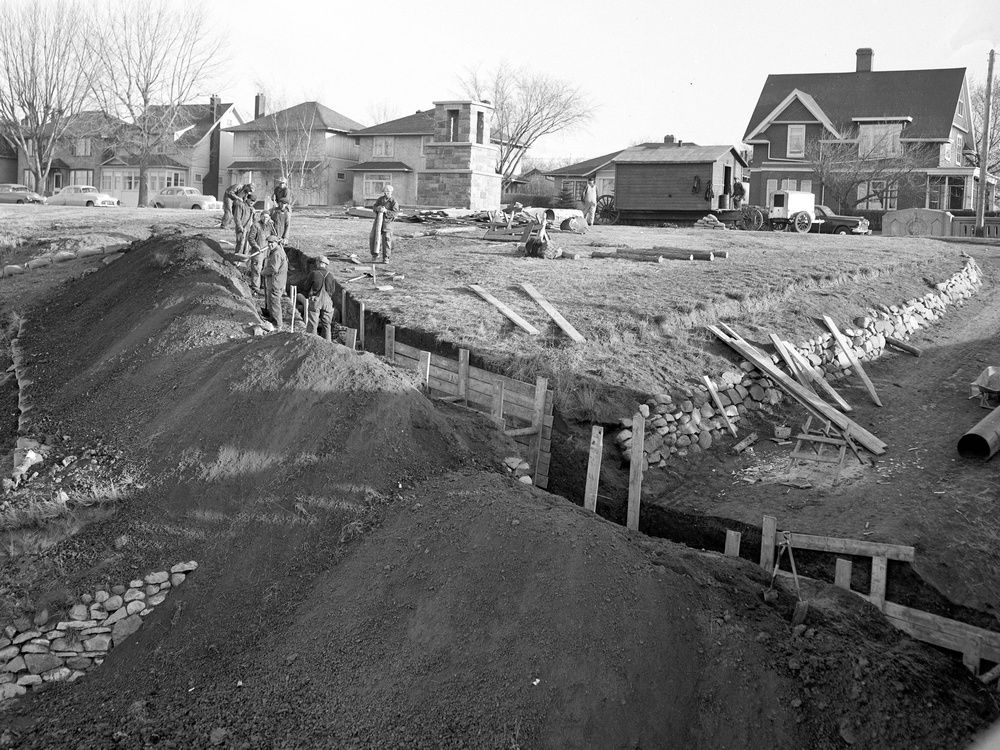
615 258 982 468
0 561 197 702
503 455 534 485
0 240 126 278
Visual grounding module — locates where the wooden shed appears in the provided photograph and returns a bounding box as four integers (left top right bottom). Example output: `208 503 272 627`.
612 141 748 221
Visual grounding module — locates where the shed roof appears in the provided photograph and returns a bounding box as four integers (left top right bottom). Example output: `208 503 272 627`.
226 102 364 134
743 67 967 141
613 143 747 167
546 150 625 177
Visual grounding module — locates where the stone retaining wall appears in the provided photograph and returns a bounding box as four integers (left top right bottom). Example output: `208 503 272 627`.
614 258 983 468
0 561 197 702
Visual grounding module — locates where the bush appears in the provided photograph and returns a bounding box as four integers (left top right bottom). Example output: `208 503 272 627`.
501 193 559 209
557 185 579 209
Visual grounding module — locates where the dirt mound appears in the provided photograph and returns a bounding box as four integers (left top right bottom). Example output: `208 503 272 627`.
0 237 995 748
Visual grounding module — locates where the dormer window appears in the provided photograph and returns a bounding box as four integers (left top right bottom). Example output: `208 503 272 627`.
786 125 805 158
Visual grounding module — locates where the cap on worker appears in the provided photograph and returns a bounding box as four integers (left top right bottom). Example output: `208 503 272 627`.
278 176 287 184
316 255 329 266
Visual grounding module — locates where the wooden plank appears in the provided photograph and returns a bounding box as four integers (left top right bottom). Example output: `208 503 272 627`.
782 532 914 562
468 284 540 335
583 425 603 512
783 342 853 413
882 602 1000 663
823 315 882 407
885 335 922 357
340 289 348 327
702 376 738 438
760 515 777 571
458 349 470 401
626 413 645 531
466 377 537 410
724 530 741 557
428 365 459 386
834 558 852 590
358 301 365 349
384 324 395 361
490 382 505 427
467 365 537 396
519 283 585 343
869 555 888 610
708 324 885 454
417 351 431 386
770 334 814 392
530 377 548 484
344 327 357 351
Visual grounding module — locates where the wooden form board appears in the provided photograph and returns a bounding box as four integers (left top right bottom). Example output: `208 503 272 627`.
709 324 886 455
822 315 882 407
583 425 603 512
780 339 853 413
468 284 539 335
626 413 644 531
519 283 585 343
702 375 738 438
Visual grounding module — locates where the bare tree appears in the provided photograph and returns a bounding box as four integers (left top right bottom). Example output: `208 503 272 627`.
366 99 400 127
87 0 224 207
252 104 329 202
971 76 1000 178
461 64 593 190
807 126 936 213
0 0 94 192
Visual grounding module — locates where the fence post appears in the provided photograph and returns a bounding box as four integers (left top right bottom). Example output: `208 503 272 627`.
834 558 852 590
384 324 395 361
760 516 777 572
358 301 365 349
491 381 505 427
724 530 742 557
626 413 644 531
458 349 470 403
583 425 603 512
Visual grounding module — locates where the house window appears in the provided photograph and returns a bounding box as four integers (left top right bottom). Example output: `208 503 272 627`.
69 169 92 186
561 178 585 197
336 172 346 180
858 123 902 157
363 172 392 199
476 112 484 144
944 142 953 163
448 109 460 141
766 178 778 204
194 173 202 185
958 98 965 118
781 179 797 191
786 125 806 158
165 171 185 187
597 177 615 196
858 180 898 210
71 138 91 157
800 179 813 194
52 172 63 190
372 136 394 158
954 135 963 165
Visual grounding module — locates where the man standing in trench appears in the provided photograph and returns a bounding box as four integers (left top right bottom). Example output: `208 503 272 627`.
232 193 255 255
369 184 399 264
297 255 337 340
246 210 280 294
262 232 288 330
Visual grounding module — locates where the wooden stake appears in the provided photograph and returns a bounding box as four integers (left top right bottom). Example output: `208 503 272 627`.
344 327 357 351
384 324 395 361
583 425 603 512
964 637 982 676
302 298 310 334
760 515 777 571
519 283 585 342
724 530 742 557
885 336 921 357
458 349 470 402
770 334 813 391
372 210 383 256
358 301 365 349
869 555 888 610
467 284 540 335
702 376 738 438
626 413 645 531
490 381 505 427
289 285 297 333
834 558 852 590
823 315 882 407
418 350 431 386
340 289 348 327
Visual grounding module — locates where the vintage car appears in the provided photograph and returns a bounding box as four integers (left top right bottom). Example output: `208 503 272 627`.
46 185 120 207
0 184 46 204
812 205 872 235
152 186 222 210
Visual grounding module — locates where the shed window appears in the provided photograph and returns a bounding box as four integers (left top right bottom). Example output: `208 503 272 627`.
786 125 806 158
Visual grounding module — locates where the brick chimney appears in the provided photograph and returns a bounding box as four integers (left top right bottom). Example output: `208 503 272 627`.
856 48 873 73
663 134 674 144
254 93 266 119
205 94 221 198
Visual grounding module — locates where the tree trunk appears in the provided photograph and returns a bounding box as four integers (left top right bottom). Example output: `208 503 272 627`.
137 162 149 208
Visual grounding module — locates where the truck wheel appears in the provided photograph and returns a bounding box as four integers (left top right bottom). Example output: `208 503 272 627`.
792 211 811 233
835 227 849 235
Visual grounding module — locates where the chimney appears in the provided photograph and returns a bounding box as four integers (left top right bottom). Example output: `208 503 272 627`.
663 134 674 144
856 48 873 73
254 93 266 119
676 139 683 147
206 95 221 198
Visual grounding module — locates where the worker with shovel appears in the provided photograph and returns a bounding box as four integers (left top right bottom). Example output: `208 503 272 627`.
246 210 281 294
262 232 288 330
232 193 255 255
369 184 399 264
297 255 337 340
221 182 253 229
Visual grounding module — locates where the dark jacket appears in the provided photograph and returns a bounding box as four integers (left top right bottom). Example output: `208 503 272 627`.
372 194 399 223
247 218 279 254
273 185 290 207
232 200 254 232
301 269 335 302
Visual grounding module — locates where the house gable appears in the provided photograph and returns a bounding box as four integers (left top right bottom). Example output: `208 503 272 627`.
745 89 840 142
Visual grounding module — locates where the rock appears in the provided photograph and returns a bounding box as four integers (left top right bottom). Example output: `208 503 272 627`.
210 728 228 746
171 561 198 574
12 630 40 645
2 656 25 673
16 674 41 687
111 615 142 645
65 657 92 670
517 475 533 485
147 594 167 607
90 605 107 621
128 579 143 589
82 634 112 652
123 589 145 603
637 403 650 418
32 610 49 628
24 653 63 675
680 400 693 413
144 570 169 585
103 607 129 627
0 647 17 663
79 627 110 636
170 573 186 587
19 644 49 654
103 595 123 612
125 601 145 615
503 456 521 471
80 594 93 606
697 431 712 450
41 667 71 682
56 620 97 630
144 584 160 596
111 585 126 596
69 604 89 621
94 590 109 604
0 683 26 700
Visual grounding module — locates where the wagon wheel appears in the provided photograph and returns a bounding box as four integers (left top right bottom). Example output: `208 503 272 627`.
792 211 812 234
595 194 619 225
740 205 765 231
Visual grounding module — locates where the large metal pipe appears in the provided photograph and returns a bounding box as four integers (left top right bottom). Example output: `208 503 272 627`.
958 404 1000 460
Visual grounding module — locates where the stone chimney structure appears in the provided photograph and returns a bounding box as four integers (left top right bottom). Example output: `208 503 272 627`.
856 48 874 73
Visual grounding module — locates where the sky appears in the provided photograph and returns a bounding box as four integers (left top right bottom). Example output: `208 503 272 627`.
204 0 1000 167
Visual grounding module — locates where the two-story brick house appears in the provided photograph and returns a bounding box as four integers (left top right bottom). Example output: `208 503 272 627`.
743 49 993 214
225 97 363 207
17 110 119 195
348 100 501 209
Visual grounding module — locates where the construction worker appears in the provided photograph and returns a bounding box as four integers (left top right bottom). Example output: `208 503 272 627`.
297 255 337 340
581 176 597 226
232 193 255 255
262 234 288 330
246 211 280 294
369 184 399 264
272 176 291 210
269 204 290 243
732 178 746 209
221 182 253 229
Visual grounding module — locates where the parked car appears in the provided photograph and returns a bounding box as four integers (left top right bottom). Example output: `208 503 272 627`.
0 184 45 204
47 185 119 207
812 205 871 235
152 186 222 210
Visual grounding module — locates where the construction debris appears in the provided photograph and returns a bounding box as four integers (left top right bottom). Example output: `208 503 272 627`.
694 214 728 230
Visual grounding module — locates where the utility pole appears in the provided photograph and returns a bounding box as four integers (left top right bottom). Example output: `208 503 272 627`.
975 49 995 237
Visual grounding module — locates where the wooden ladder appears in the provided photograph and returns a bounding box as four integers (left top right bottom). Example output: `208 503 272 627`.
788 416 858 484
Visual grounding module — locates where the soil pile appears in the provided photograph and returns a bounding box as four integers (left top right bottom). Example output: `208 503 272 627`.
0 237 995 748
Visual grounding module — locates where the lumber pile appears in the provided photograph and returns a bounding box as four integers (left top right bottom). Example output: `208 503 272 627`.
590 247 720 262
693 214 727 230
